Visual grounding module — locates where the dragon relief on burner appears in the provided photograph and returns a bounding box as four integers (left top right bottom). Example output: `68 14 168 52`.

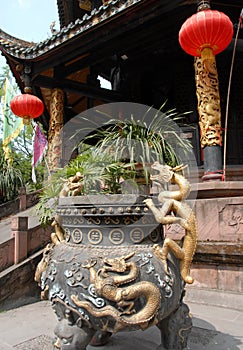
71 252 161 333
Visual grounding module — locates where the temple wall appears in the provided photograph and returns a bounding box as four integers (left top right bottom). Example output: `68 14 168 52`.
190 264 243 293
165 196 243 242
165 183 243 294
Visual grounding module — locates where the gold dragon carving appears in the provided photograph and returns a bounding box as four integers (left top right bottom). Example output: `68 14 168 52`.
59 172 84 197
71 252 161 331
34 242 54 299
47 88 64 170
78 0 91 11
34 219 65 299
79 0 111 11
144 162 198 284
194 56 222 148
50 218 65 245
35 217 65 284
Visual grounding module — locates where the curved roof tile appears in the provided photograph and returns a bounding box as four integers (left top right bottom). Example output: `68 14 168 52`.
0 0 143 60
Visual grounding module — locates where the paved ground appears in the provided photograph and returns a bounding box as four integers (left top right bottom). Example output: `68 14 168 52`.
0 297 242 350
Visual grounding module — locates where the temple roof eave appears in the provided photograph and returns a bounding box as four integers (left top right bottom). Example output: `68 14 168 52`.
0 29 36 47
0 0 188 63
0 0 144 61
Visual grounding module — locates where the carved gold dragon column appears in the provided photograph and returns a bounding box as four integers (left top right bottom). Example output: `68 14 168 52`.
179 1 233 181
194 55 223 181
193 1 224 181
47 88 64 171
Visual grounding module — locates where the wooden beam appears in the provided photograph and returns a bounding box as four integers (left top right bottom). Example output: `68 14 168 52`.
62 52 111 77
32 75 121 102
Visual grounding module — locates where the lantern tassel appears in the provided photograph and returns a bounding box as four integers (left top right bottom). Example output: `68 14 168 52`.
23 117 31 125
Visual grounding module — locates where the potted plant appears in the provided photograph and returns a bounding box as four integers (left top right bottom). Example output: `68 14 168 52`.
36 102 192 223
78 102 192 185
36 147 136 225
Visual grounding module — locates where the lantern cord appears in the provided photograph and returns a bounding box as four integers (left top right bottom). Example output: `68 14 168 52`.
222 11 242 181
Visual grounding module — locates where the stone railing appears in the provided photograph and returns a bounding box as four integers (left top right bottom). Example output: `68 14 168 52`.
0 217 51 273
0 215 52 310
0 187 42 221
0 238 15 273
0 198 19 221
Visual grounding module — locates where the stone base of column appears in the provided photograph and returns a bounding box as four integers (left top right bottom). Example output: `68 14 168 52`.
202 145 223 182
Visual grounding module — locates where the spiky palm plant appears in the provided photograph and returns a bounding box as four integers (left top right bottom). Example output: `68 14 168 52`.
36 103 193 224
0 161 23 203
80 102 193 183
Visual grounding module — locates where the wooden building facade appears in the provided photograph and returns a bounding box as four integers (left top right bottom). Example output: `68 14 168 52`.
1 0 243 172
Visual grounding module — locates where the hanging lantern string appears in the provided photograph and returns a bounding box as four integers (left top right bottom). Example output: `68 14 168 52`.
222 9 243 181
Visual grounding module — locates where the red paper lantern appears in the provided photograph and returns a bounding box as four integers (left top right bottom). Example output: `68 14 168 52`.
179 9 233 60
10 93 44 124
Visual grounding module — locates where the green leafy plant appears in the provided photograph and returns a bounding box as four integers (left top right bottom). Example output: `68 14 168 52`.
36 148 135 225
79 102 192 182
64 148 135 194
0 160 23 203
35 168 65 226
36 102 193 225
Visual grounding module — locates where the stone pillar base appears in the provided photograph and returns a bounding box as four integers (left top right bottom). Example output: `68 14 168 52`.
202 145 223 181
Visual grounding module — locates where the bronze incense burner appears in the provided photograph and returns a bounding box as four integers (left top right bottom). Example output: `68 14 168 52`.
35 164 197 350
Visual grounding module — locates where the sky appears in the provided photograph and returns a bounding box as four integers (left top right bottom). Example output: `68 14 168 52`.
0 0 110 87
0 0 110 138
1 0 59 67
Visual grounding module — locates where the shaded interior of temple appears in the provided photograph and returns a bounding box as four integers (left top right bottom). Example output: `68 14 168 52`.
1 0 243 166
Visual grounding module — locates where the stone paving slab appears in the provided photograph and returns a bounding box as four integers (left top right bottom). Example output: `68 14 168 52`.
4 326 243 350
14 335 53 350
0 300 242 350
